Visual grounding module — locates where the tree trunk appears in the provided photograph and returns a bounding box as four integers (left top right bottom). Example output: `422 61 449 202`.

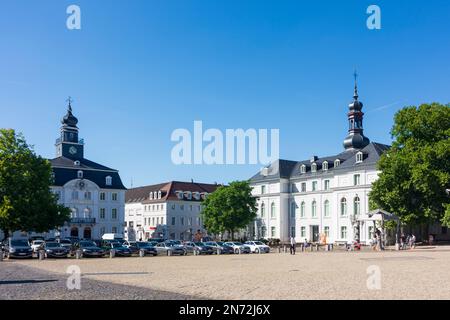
230 230 234 241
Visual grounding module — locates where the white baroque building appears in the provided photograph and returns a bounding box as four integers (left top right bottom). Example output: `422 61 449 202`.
125 181 219 241
249 83 390 244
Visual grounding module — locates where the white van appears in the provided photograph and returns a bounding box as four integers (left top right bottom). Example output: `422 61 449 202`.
101 233 124 242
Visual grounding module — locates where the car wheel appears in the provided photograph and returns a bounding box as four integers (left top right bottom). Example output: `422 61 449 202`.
255 248 260 254
153 253 158 256
234 249 239 254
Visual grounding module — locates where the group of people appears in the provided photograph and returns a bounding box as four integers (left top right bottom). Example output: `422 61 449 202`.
400 233 416 250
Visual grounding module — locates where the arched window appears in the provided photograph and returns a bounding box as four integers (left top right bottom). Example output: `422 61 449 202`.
300 165 306 174
311 200 317 218
260 203 265 218
324 200 330 217
340 198 347 216
105 176 112 186
84 207 91 218
270 203 276 218
334 159 341 168
291 202 297 219
356 152 363 163
300 201 306 217
323 161 328 171
71 208 78 218
311 163 317 173
354 196 360 215
77 170 83 179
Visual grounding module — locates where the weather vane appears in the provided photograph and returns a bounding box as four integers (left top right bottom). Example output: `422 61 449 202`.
66 96 73 111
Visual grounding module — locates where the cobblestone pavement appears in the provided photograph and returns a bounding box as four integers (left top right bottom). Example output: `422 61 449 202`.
3 246 450 300
0 262 198 300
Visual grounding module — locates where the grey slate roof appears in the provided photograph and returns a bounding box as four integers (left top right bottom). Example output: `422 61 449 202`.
250 142 390 182
50 156 127 190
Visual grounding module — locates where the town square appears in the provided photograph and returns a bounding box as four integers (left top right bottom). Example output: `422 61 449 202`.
0 0 449 308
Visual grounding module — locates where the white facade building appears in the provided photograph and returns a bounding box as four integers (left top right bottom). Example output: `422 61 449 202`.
249 83 390 244
125 181 219 241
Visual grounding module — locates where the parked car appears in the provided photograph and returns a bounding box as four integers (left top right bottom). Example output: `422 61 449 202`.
102 241 132 257
154 242 186 256
44 242 70 258
244 241 271 253
5 238 33 259
30 240 45 253
194 242 214 254
223 242 251 254
135 242 158 256
57 239 74 250
77 240 106 258
205 241 234 254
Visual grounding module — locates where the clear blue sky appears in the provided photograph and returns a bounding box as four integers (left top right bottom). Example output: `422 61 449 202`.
1 0 449 188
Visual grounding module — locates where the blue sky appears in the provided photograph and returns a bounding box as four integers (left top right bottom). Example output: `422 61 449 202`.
1 0 449 187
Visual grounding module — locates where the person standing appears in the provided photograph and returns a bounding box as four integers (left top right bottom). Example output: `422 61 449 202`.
290 236 296 255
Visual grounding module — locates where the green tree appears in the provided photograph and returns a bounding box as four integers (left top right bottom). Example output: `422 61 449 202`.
0 129 70 240
201 180 257 240
369 103 450 233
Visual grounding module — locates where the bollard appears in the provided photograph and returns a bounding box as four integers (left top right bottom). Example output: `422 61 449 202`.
315 243 319 252
0 250 3 262
110 249 116 258
301 244 304 252
238 248 241 255
139 249 145 257
167 249 173 256
216 248 221 255
39 249 46 260
76 249 82 259
309 244 313 252
278 246 281 253
283 245 287 253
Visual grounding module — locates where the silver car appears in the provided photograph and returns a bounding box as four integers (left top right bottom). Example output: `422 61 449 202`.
223 242 251 254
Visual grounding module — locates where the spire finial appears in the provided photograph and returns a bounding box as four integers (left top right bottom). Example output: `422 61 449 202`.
353 70 359 100
66 96 73 112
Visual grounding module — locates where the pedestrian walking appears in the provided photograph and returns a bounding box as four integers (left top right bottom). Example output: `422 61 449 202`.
290 236 296 255
410 234 416 249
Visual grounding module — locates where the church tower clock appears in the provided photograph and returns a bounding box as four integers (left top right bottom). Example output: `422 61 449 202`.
55 98 84 159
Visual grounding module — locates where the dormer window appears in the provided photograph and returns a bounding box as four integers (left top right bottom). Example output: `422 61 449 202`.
153 191 157 199
77 170 83 179
105 176 112 186
74 160 80 166
323 161 328 171
149 192 153 200
311 163 317 173
356 152 364 163
176 191 184 200
158 191 162 199
300 165 306 174
193 192 200 200
185 191 192 200
334 159 341 168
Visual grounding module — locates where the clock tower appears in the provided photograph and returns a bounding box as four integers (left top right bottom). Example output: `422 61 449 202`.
55 98 84 159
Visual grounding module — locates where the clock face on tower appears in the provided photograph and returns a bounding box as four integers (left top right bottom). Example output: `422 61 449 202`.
69 146 77 155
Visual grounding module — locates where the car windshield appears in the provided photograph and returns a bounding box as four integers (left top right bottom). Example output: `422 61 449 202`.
33 240 44 244
205 242 216 246
60 240 71 244
254 241 264 245
234 242 242 245
195 242 205 246
11 240 29 246
46 242 61 248
79 241 96 247
137 242 150 247
111 243 123 248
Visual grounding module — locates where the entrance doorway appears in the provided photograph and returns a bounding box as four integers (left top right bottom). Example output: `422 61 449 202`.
70 227 79 238
311 225 319 242
83 227 92 239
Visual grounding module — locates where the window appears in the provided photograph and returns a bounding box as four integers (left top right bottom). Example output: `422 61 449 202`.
129 221 134 228
149 192 153 200
300 226 306 238
84 191 91 200
291 202 297 219
324 180 330 190
71 208 78 218
158 191 162 199
300 202 306 218
270 203 276 218
340 226 347 239
161 217 164 225
324 226 330 238
171 204 175 210
261 227 266 238
301 182 306 192
340 198 347 216
72 191 79 200
271 227 276 237
112 226 117 234
334 159 341 168
196 217 201 226
157 217 160 225
100 208 106 219
100 227 106 236
188 217 192 226
105 176 112 186
112 208 118 220
323 161 328 171
353 174 361 186
189 205 193 211
99 192 106 201
112 193 118 201
77 170 83 179
261 185 266 194
300 165 306 174
354 196 361 215
74 160 80 166
180 217 184 226
311 163 317 173
312 181 318 191
180 205 184 211
368 226 374 238
324 200 330 217
152 217 155 226
171 217 176 225
311 201 317 218
356 152 363 163
291 226 296 238
260 203 265 218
